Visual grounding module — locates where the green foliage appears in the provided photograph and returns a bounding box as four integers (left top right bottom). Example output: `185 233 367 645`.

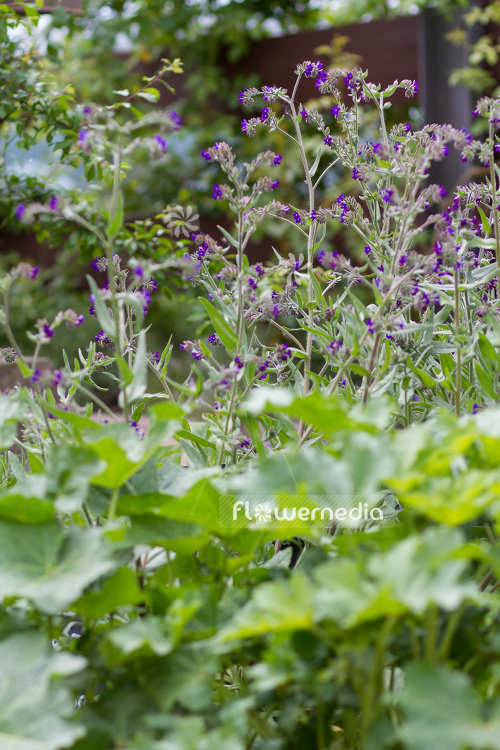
4 4 500 748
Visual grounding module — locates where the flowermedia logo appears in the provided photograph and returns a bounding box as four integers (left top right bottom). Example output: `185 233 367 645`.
166 205 200 237
219 494 398 531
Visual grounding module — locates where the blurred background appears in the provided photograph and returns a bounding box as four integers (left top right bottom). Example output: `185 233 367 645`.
0 0 498 388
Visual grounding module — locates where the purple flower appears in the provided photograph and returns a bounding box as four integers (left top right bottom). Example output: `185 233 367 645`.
271 180 279 189
399 255 407 266
76 315 85 326
260 107 270 122
438 185 447 198
293 211 302 224
380 188 394 203
328 339 342 353
139 289 152 310
473 403 480 415
31 369 41 384
83 105 92 115
405 122 412 133
43 324 54 339
49 196 58 210
53 370 63 385
352 168 361 180
135 266 144 278
331 105 340 117
344 72 354 88
212 184 223 200
324 135 333 146
365 318 375 334
170 110 182 129
78 129 87 145
300 108 308 120
273 154 282 166
155 134 167 153
443 145 449 156
241 119 249 134
275 344 291 361
364 246 371 255
96 330 112 346
201 149 211 161
153 351 160 364
31 267 39 279
15 203 26 220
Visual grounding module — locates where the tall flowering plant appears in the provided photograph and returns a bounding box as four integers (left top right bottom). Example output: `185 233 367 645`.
5 59 500 465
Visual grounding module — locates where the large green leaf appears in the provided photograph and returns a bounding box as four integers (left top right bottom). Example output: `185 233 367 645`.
0 522 116 612
399 663 500 750
0 631 85 750
218 574 315 641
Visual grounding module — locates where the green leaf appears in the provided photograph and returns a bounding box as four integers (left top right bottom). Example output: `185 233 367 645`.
74 567 144 618
100 616 174 666
86 275 116 340
107 190 124 239
0 522 116 613
406 355 438 388
399 663 500 750
0 631 85 750
199 297 238 350
119 329 147 407
218 574 315 641
477 205 491 234
475 360 497 399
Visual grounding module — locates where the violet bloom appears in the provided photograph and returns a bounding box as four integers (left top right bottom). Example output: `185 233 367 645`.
83 105 92 114
271 180 279 189
352 168 361 180
155 134 167 153
49 196 58 210
78 129 87 146
300 108 308 120
15 203 26 220
53 370 63 385
31 267 39 279
212 184 223 200
140 289 152 311
260 107 270 122
96 330 111 346
43 324 54 339
76 315 85 326
31 369 41 384
364 246 371 255
201 149 211 161
135 266 144 278
328 340 342 353
365 318 375 334
293 211 302 224
405 122 412 133
152 352 160 364
273 154 282 166
324 135 333 146
331 105 340 117
170 111 182 129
